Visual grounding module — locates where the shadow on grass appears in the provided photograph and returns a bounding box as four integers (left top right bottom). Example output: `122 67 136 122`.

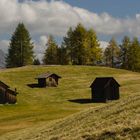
68 98 106 104
69 99 92 104
27 83 40 88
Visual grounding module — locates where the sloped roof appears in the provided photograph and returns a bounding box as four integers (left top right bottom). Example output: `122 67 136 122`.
35 72 61 79
0 81 9 89
6 88 18 95
90 77 120 88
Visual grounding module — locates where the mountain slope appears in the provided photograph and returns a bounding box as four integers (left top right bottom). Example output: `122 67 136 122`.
1 94 140 140
0 66 140 139
40 94 140 140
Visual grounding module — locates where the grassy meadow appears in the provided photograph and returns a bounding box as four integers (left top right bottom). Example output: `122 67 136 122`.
0 65 140 139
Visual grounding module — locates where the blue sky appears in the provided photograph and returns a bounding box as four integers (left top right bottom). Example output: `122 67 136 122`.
61 0 140 42
0 0 140 60
30 0 140 18
64 0 140 18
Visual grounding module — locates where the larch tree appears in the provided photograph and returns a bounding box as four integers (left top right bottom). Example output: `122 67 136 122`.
104 38 120 67
43 35 58 65
120 36 131 69
58 43 69 65
87 29 102 65
72 23 87 65
63 27 74 64
63 23 102 65
6 23 34 68
127 37 140 71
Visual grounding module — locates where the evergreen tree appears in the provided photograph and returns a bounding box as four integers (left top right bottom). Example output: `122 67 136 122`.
6 23 34 67
63 23 102 65
57 43 69 65
72 23 87 64
120 36 131 69
43 35 58 65
127 37 140 71
104 38 120 67
33 58 40 65
63 27 73 64
87 29 102 65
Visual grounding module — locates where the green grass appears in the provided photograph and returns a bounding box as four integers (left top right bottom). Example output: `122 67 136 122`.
0 65 140 139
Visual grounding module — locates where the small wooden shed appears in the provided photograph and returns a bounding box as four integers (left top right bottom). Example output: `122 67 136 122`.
35 72 61 87
90 77 120 102
5 89 17 104
0 81 18 104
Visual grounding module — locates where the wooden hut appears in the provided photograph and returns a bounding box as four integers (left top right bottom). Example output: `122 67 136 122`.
5 89 17 104
0 81 9 104
35 72 61 87
0 80 9 90
90 77 120 102
0 81 18 104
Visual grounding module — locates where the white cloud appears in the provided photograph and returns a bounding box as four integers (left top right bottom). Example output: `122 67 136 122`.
0 0 140 37
0 40 9 66
0 40 9 53
20 2 37 23
39 35 48 46
0 0 17 23
33 35 48 61
99 41 109 51
0 38 45 62
136 14 140 20
1 0 140 60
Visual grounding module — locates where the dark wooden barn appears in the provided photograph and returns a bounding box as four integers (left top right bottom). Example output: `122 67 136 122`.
90 77 120 102
35 72 61 87
0 81 18 104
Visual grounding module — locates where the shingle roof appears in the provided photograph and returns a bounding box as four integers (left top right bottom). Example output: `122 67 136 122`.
0 81 9 89
90 77 120 88
35 72 61 79
6 88 18 95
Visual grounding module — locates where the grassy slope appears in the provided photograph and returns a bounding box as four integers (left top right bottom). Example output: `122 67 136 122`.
0 65 140 139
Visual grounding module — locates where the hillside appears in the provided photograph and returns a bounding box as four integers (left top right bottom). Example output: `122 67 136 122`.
1 93 139 140
0 65 140 139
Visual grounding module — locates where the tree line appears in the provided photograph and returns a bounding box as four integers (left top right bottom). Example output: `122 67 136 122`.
43 24 102 65
6 23 140 72
104 36 140 71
